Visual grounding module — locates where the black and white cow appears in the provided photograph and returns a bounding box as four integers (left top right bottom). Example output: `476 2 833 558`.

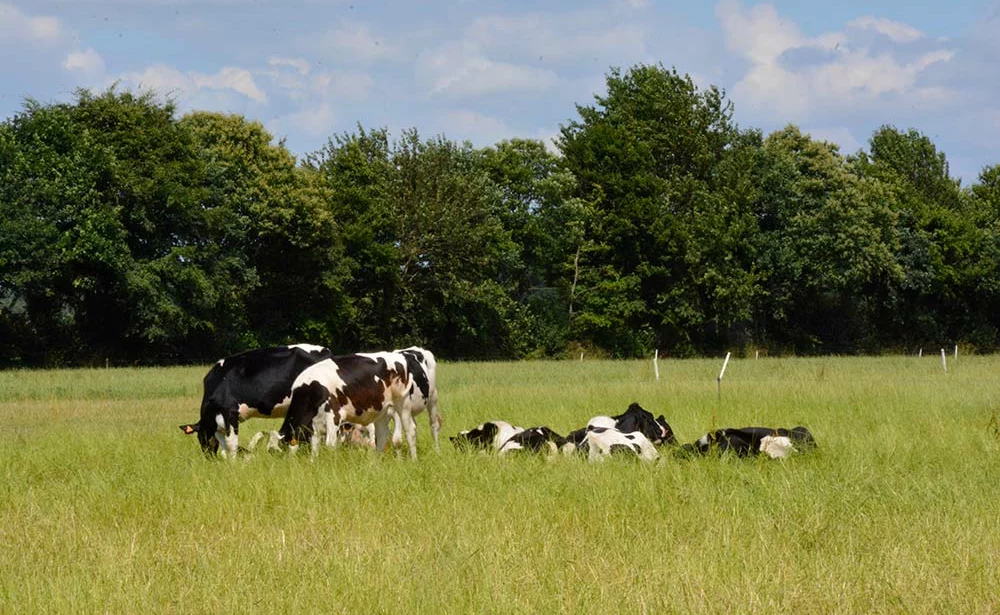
497 427 567 455
278 350 439 459
684 426 816 459
393 347 441 450
565 402 676 447
575 426 660 462
180 344 332 457
450 420 525 452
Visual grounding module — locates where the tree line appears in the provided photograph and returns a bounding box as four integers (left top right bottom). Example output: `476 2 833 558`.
1 64 998 367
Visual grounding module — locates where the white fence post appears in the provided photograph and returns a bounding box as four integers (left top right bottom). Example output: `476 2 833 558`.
653 349 660 381
940 348 947 373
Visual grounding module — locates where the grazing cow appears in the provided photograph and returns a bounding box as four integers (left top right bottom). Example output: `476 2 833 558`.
279 351 430 459
451 421 525 452
565 402 676 447
685 426 816 459
576 427 660 462
497 427 567 455
179 344 332 457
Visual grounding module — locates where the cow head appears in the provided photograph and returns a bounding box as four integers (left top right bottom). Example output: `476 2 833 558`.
655 415 677 445
451 422 499 450
179 422 219 454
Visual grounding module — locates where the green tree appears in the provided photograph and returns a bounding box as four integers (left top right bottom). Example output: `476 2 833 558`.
180 111 349 350
754 126 900 352
558 64 759 356
854 126 988 348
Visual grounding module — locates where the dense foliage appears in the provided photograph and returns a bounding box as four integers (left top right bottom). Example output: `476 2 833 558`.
1 65 998 366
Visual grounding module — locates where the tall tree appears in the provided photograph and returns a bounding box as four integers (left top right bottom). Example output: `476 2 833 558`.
754 126 900 352
558 64 759 356
854 126 988 347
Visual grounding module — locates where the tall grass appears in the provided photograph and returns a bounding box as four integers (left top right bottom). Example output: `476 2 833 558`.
1 356 998 614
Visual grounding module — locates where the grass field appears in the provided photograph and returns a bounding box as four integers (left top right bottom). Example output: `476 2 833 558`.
1 355 998 614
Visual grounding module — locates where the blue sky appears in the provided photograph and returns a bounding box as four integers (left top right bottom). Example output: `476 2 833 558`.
2 0 998 183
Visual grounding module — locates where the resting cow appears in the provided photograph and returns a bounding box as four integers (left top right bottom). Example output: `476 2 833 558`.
565 402 676 447
575 427 660 462
684 426 816 458
180 344 332 457
450 420 525 452
497 427 567 455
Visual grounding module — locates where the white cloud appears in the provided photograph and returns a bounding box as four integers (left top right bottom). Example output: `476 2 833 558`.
0 3 65 44
314 21 402 64
847 16 923 43
465 12 649 64
120 63 267 103
716 0 955 122
268 56 311 76
802 126 862 153
416 40 559 99
193 67 266 102
64 48 105 76
269 102 337 139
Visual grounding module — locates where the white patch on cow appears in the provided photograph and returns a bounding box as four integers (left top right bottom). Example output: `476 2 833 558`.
696 434 711 448
288 343 327 354
760 435 794 459
584 428 659 462
484 421 524 450
587 416 616 429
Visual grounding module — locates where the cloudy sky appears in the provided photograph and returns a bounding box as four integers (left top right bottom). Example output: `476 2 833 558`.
2 0 998 183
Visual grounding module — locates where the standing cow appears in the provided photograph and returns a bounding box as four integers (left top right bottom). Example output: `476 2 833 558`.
180 344 332 457
279 348 440 459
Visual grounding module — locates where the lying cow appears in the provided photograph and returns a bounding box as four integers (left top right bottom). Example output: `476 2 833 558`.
684 426 816 459
180 344 332 457
575 427 660 462
278 350 440 459
498 427 567 456
450 420 525 452
565 402 676 447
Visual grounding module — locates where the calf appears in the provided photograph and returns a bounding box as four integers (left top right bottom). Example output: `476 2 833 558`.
451 421 525 452
564 402 676 447
279 351 427 459
180 344 332 457
576 427 660 462
497 427 567 456
685 426 816 458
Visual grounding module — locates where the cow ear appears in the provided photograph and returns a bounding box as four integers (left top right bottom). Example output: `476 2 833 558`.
180 424 198 435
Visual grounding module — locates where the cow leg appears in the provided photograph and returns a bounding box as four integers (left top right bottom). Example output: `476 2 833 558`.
373 412 392 454
390 409 404 448
428 395 442 452
397 404 418 460
215 413 240 459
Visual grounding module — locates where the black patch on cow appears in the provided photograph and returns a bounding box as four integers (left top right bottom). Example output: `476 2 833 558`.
188 345 333 454
280 379 332 444
565 426 589 446
399 349 431 401
608 443 637 456
502 427 566 453
451 422 499 450
613 402 676 446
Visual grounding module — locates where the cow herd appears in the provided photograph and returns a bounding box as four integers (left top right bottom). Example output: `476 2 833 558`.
451 402 816 461
180 344 817 461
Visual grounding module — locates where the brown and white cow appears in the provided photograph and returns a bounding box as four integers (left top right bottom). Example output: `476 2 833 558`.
276 349 440 459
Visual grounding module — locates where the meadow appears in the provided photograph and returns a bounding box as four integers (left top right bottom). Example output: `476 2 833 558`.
1 355 998 614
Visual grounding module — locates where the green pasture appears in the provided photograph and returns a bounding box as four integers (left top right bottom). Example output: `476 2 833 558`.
1 355 998 614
